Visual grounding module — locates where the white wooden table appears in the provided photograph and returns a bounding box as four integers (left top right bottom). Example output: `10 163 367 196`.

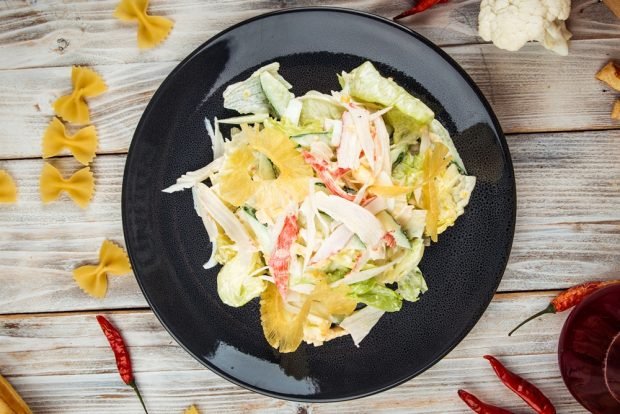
1 1 619 412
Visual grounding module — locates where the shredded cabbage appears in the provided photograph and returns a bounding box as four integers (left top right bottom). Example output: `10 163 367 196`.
164 61 476 352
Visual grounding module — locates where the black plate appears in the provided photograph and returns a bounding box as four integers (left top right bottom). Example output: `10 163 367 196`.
122 7 516 402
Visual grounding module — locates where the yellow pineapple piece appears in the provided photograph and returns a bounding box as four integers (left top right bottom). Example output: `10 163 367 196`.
310 280 357 319
219 124 313 220
260 283 311 353
218 144 256 206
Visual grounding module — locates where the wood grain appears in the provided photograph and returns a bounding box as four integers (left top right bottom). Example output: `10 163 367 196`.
0 292 588 413
1 130 618 313
0 156 147 313
0 39 619 161
0 0 617 71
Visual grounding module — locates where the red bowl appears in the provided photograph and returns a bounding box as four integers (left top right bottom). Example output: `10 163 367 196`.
558 283 620 413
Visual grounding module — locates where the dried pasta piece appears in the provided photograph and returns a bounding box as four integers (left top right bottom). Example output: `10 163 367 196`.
73 240 132 298
53 66 107 125
183 405 200 414
40 162 94 208
0 170 17 203
0 373 33 414
114 0 174 49
42 117 98 165
612 99 620 120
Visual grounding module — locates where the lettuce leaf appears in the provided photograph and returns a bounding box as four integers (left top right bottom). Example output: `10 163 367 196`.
263 117 324 137
435 164 476 234
223 63 292 116
299 91 344 124
339 305 385 347
260 71 293 117
217 252 265 307
392 151 424 188
397 267 428 302
384 108 424 145
341 61 434 126
430 119 466 174
380 239 424 283
348 279 402 312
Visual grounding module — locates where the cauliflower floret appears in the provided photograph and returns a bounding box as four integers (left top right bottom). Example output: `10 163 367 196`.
479 0 572 55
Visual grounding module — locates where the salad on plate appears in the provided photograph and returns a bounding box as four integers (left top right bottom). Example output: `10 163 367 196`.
164 61 476 353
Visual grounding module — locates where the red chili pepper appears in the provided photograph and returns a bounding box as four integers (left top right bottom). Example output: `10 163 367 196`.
458 389 514 414
394 0 449 20
97 315 149 414
509 280 620 336
484 355 555 414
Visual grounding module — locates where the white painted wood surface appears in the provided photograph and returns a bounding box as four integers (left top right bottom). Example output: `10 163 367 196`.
0 293 588 413
1 40 619 160
0 0 618 412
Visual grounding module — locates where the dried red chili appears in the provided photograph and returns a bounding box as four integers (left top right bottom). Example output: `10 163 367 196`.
458 389 514 414
97 315 149 414
394 0 449 20
509 280 620 336
484 355 555 414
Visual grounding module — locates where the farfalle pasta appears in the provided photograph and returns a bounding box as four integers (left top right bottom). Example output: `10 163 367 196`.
42 117 98 165
40 162 94 208
114 0 174 49
0 170 17 203
53 66 107 125
73 240 132 298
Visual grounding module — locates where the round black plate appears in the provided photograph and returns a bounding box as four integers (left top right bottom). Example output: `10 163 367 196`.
122 7 516 402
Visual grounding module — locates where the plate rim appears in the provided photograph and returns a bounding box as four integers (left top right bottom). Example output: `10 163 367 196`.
122 6 517 402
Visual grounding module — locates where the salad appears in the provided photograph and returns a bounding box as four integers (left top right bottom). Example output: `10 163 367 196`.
163 61 476 353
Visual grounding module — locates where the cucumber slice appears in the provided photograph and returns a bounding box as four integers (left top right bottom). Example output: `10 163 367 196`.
255 152 276 179
239 207 272 253
260 71 293 117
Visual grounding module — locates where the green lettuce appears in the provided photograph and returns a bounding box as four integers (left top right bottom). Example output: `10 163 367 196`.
430 119 466 174
380 239 425 283
397 267 428 302
385 108 424 145
348 279 403 312
341 61 434 126
392 151 424 188
299 91 344 124
263 117 324 137
217 252 265 307
325 267 350 284
260 71 293 117
435 164 477 234
223 63 292 116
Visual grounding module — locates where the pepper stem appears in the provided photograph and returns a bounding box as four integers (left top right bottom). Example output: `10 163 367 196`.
129 381 149 414
508 304 556 336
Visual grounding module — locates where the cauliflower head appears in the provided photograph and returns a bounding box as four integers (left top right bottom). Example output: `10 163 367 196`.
479 0 572 55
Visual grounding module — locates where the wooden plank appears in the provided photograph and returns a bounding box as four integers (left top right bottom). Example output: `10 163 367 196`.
0 292 588 413
0 40 619 160
0 156 147 313
503 129 620 290
0 0 617 71
446 39 620 134
0 130 618 313
0 61 175 159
